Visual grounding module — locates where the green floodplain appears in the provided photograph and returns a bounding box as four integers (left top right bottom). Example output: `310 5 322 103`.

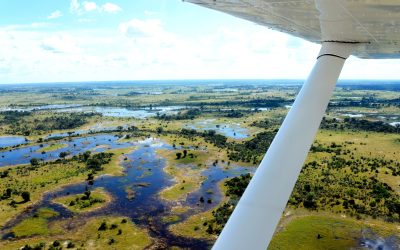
0 80 399 249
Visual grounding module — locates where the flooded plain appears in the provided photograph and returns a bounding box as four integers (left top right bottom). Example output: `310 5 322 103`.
0 138 252 248
0 134 132 167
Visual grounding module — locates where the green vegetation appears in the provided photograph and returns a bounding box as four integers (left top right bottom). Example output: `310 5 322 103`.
177 128 276 164
1 216 152 250
158 149 207 201
204 130 400 237
73 151 114 171
169 181 229 240
53 188 112 213
0 111 99 136
12 217 49 237
36 207 59 219
162 215 181 223
0 151 116 227
36 143 68 153
100 146 137 176
227 131 276 164
169 210 215 240
269 214 399 250
171 206 190 214
1 82 400 249
291 151 400 220
157 109 202 120
12 208 59 237
321 117 400 133
204 174 252 235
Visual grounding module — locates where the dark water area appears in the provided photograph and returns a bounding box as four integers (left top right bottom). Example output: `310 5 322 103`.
185 165 253 210
0 138 253 249
0 134 132 167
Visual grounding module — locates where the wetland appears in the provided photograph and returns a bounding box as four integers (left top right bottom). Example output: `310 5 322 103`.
0 80 399 249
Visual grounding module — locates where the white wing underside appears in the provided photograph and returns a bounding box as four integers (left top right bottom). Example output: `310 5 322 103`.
185 0 400 59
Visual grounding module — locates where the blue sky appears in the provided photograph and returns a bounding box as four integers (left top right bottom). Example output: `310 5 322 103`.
0 0 399 84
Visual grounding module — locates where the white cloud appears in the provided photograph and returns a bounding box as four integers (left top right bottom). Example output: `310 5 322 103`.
47 10 62 20
70 0 121 15
102 3 122 13
1 17 400 84
70 0 81 14
119 19 165 38
2 22 50 31
41 35 81 54
83 1 97 12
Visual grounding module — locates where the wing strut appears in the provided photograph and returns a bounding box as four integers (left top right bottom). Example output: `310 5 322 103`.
212 41 357 250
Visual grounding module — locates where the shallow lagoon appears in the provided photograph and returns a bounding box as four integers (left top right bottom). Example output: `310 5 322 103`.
186 119 249 139
0 136 27 148
45 124 129 139
56 106 185 119
0 105 185 119
0 134 132 167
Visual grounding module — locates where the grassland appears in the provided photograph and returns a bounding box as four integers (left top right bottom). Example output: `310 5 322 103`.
156 142 229 202
36 143 68 153
12 208 59 237
162 215 181 224
1 82 399 249
170 210 216 240
269 212 400 250
0 161 89 228
53 187 112 213
157 149 208 201
169 127 400 243
101 146 137 176
1 216 152 250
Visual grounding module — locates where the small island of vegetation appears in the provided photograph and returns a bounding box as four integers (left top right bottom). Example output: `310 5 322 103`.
53 187 112 213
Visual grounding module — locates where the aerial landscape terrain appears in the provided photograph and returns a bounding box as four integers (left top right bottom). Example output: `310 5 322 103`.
0 80 399 249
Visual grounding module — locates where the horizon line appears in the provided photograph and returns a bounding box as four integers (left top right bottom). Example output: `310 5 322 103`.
1 78 400 86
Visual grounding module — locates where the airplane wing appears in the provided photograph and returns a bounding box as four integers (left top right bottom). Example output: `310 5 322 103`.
186 0 400 59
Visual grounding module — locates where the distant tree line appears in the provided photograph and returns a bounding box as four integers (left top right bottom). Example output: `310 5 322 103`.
0 111 99 136
321 117 399 133
250 118 281 129
156 109 202 121
328 96 400 108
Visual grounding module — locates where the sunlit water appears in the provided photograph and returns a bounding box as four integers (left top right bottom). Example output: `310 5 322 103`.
186 119 249 139
0 134 132 167
56 106 185 119
360 229 400 250
0 136 27 148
